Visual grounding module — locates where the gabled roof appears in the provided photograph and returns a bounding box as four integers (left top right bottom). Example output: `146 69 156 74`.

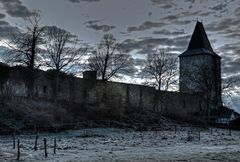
179 21 220 58
211 106 240 118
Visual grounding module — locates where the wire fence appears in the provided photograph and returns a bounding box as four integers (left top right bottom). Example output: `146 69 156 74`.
0 122 239 161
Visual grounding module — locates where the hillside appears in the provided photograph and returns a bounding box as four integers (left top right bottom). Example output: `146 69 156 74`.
0 96 183 134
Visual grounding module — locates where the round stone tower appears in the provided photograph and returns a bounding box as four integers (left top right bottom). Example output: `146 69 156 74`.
179 21 222 110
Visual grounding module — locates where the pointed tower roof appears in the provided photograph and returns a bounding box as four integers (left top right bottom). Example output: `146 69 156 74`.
179 21 220 58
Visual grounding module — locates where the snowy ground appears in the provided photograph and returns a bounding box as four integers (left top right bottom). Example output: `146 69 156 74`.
0 127 240 162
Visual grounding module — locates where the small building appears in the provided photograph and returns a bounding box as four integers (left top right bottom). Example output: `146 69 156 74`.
229 114 240 128
212 107 239 126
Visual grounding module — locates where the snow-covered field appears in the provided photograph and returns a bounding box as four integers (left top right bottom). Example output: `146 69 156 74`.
0 127 240 162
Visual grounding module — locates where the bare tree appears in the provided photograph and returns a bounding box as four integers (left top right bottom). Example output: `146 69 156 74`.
4 11 44 97
88 34 133 81
5 11 44 70
142 48 178 112
222 76 240 94
42 26 85 100
143 48 178 91
222 76 240 107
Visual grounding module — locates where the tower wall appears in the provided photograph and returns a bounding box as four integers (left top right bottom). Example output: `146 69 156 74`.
179 54 222 109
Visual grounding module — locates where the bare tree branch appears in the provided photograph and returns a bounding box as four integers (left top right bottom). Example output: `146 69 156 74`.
4 10 44 70
41 26 86 101
142 48 178 91
88 34 133 81
3 10 44 97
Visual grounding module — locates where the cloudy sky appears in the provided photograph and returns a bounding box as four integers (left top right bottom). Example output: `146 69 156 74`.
1 0 240 110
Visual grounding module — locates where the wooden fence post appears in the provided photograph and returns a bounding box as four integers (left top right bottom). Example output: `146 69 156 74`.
34 134 38 151
155 130 158 137
17 139 20 161
229 125 232 136
34 124 37 133
12 131 16 149
44 138 48 157
198 130 200 141
54 138 56 154
108 120 111 128
90 120 93 128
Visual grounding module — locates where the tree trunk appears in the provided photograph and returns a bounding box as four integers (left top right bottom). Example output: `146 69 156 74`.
27 28 37 98
27 67 35 98
53 71 60 102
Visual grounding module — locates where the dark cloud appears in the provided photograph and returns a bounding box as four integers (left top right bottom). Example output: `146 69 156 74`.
68 0 100 3
222 60 240 76
120 34 190 55
134 58 145 66
218 43 240 58
217 43 240 75
162 15 178 21
151 0 172 5
43 25 76 34
205 21 225 32
199 11 215 17
184 0 195 3
0 0 33 17
127 21 166 32
0 13 5 19
84 20 101 24
174 20 192 25
210 3 228 11
120 37 173 54
173 35 191 47
161 12 197 25
80 0 100 2
0 20 9 26
0 20 19 39
85 20 115 32
180 11 201 17
68 0 80 2
153 29 185 35
223 30 240 39
234 7 240 16
87 24 115 32
153 29 171 35
161 4 172 9
205 18 240 32
151 0 176 8
188 5 193 9
221 43 240 52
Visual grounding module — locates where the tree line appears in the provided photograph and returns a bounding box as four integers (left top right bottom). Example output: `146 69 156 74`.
2 11 178 100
